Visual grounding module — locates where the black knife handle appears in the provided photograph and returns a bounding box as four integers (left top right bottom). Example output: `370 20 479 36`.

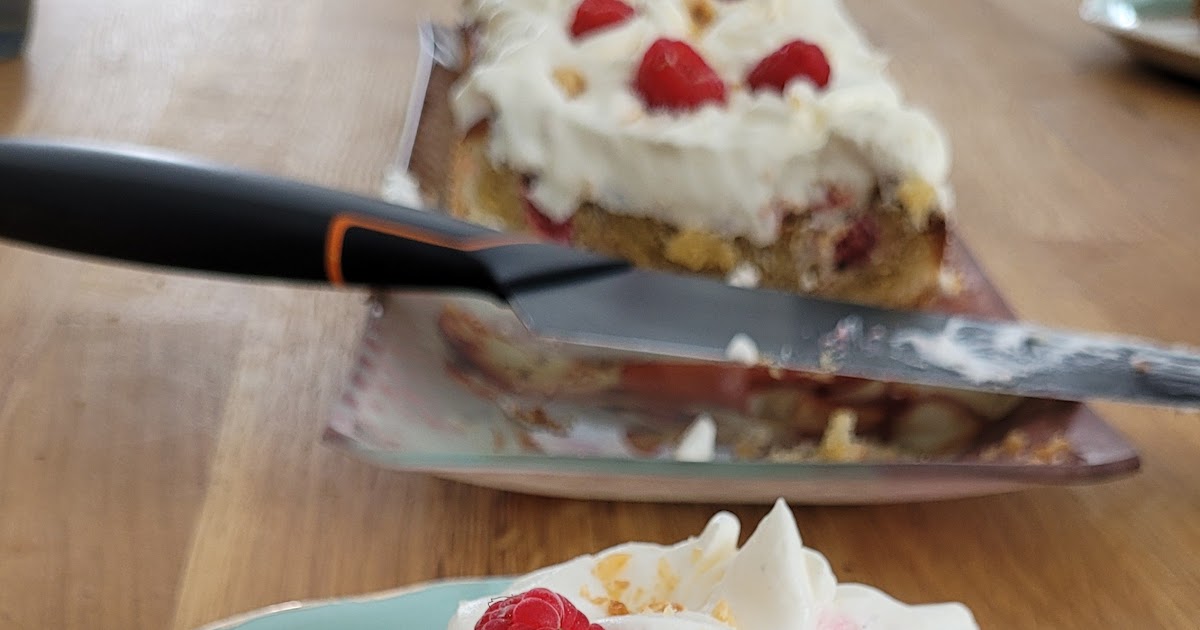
0 138 627 297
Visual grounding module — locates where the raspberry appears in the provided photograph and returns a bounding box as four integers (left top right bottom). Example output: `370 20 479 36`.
520 177 573 243
746 39 831 93
474 588 603 630
634 38 727 112
524 205 574 244
570 0 635 39
833 215 879 270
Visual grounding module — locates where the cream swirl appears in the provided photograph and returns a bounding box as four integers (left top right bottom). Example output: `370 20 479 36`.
446 500 978 629
452 0 951 245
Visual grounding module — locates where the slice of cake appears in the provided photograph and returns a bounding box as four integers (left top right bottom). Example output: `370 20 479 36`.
449 0 953 308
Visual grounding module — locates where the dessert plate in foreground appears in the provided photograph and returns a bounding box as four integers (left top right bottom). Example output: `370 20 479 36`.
197 502 978 629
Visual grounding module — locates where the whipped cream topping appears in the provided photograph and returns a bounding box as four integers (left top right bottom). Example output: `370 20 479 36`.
381 168 427 208
446 500 977 629
452 0 951 245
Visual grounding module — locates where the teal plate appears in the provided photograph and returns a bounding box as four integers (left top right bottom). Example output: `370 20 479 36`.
196 578 512 630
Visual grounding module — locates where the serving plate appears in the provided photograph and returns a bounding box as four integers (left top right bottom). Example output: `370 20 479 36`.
1082 0 1200 81
195 578 510 630
319 24 1142 505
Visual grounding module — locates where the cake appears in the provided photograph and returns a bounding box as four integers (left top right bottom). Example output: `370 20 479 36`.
403 0 1043 462
447 499 978 629
437 302 1027 461
449 0 953 308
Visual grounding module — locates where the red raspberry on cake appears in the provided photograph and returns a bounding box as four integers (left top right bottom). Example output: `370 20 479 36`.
522 197 573 244
570 0 636 39
520 176 573 243
474 588 603 630
834 215 879 270
635 38 727 112
747 38 831 92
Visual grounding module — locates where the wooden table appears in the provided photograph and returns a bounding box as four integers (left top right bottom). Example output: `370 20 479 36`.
1 1 1198 628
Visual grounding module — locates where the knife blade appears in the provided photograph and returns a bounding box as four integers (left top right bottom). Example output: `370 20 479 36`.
1 137 1198 408
510 269 1200 407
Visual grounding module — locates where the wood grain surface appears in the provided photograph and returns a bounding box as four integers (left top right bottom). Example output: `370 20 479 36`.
1 1 1198 628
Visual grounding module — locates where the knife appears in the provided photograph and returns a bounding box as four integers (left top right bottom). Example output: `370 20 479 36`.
1 137 1198 408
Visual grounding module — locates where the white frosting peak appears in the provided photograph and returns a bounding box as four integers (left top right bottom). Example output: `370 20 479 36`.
446 499 978 630
713 501 836 628
453 0 951 245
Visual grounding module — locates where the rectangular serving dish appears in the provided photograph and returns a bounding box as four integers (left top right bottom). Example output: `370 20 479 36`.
321 24 1141 505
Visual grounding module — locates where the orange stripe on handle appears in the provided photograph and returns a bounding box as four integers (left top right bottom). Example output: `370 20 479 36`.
324 213 538 286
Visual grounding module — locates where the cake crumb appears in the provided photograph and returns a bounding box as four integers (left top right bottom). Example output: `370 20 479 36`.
1030 433 1073 464
766 444 817 463
665 230 738 273
607 600 630 616
645 600 685 614
762 408 903 463
997 429 1030 458
712 600 737 627
512 406 567 436
685 0 718 33
594 553 633 601
896 177 938 228
552 66 587 98
800 268 820 291
816 409 868 462
980 429 1073 464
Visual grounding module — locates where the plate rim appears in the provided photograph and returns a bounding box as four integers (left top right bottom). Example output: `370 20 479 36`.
192 576 513 630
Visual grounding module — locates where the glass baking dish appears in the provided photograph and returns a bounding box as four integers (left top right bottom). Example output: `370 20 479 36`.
320 24 1140 505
